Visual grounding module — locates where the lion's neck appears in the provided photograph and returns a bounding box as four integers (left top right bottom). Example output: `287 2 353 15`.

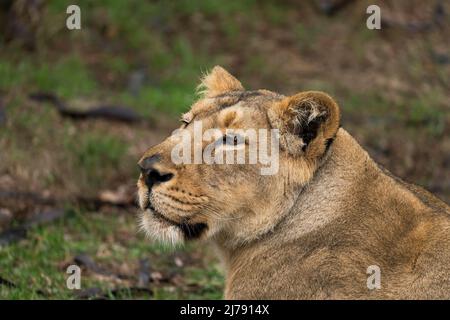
276 128 374 240
213 128 376 261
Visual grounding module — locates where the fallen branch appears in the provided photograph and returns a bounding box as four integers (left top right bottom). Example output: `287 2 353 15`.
29 92 143 123
0 227 27 246
382 2 446 33
314 0 355 16
74 253 130 280
0 190 137 245
0 276 17 288
0 190 55 206
0 97 6 126
0 275 48 297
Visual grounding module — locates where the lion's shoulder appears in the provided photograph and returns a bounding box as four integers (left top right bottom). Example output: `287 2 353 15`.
377 163 450 216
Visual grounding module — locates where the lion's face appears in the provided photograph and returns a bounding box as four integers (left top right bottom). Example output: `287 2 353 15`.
137 66 340 245
137 91 284 244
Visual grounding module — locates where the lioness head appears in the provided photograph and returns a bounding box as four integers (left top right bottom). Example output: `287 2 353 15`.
137 66 340 246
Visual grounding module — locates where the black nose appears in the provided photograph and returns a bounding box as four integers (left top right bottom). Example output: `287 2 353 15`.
138 155 174 189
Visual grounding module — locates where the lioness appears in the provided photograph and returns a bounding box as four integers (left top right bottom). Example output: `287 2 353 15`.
137 66 450 299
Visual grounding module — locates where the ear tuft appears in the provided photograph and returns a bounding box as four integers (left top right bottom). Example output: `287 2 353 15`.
197 66 244 97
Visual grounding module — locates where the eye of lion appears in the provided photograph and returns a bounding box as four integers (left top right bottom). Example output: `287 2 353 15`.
180 113 193 127
222 134 243 146
179 119 190 128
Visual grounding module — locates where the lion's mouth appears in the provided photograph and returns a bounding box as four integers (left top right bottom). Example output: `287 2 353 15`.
145 201 207 240
146 203 178 226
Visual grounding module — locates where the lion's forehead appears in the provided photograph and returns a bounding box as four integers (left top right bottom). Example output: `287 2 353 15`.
187 90 284 127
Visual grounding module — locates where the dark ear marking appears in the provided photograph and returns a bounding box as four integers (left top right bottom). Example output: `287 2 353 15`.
324 137 335 152
299 113 328 151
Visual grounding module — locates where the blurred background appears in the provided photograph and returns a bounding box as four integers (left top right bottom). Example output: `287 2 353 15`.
0 0 449 299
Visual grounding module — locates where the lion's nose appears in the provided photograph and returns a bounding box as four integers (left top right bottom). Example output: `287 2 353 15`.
138 155 174 189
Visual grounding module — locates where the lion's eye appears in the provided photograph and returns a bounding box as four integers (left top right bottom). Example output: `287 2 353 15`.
223 135 243 146
180 113 193 127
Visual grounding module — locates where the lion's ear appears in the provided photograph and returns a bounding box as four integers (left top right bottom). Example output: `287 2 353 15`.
268 91 340 158
197 66 244 97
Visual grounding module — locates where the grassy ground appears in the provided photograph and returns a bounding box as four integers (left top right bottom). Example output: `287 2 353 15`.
0 0 449 299
0 207 223 299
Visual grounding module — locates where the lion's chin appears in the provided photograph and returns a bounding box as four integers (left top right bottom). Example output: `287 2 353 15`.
139 209 184 246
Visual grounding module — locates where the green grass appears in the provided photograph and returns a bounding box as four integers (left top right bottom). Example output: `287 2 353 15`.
0 207 224 299
64 132 128 188
343 92 391 114
0 55 97 98
0 60 28 89
33 56 97 97
405 90 447 136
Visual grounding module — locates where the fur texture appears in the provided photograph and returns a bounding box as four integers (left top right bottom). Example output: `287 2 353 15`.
137 66 450 299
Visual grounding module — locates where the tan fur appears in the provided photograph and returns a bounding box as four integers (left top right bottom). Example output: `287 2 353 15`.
197 66 244 98
137 66 450 299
